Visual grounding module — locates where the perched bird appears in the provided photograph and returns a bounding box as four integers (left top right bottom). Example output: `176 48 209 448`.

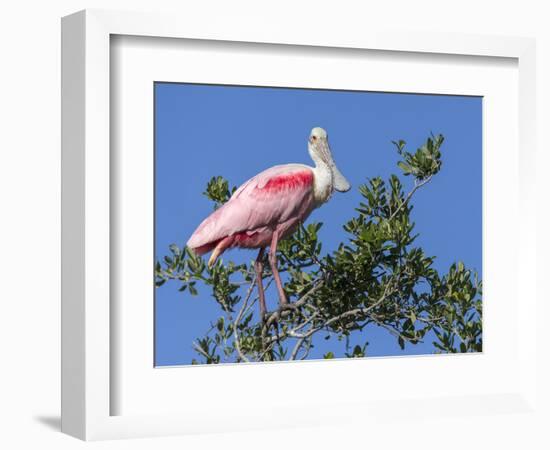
187 127 350 317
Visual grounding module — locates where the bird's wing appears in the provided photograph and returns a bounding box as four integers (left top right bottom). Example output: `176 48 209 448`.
187 164 315 250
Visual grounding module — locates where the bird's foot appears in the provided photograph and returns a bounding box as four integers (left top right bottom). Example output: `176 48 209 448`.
278 294 289 308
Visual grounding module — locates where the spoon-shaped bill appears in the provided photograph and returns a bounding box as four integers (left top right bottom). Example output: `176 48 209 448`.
329 159 351 192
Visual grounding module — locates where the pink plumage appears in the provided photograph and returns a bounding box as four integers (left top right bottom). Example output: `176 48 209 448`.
186 127 350 315
187 164 315 261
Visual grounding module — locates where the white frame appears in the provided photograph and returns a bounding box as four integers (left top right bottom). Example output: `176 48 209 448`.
61 9 537 441
112 35 520 417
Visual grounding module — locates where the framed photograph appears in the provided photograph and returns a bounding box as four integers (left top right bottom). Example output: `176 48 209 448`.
62 9 538 441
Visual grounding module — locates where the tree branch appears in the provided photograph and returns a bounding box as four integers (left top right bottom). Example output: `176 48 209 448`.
267 278 396 344
264 280 325 329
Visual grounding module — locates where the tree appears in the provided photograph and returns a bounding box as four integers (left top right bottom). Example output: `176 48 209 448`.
155 134 482 364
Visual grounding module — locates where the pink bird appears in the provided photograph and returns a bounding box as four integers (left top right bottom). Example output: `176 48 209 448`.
187 127 351 317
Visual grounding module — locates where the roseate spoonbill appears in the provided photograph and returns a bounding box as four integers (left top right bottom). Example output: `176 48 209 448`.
187 127 350 317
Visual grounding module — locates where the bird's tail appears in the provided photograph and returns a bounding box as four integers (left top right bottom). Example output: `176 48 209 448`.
206 236 234 268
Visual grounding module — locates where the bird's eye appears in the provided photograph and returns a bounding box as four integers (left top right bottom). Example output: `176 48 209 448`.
311 136 317 141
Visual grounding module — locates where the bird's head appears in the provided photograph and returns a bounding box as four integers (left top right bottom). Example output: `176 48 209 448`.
308 127 351 193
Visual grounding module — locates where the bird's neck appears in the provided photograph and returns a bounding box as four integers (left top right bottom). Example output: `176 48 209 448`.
311 158 334 205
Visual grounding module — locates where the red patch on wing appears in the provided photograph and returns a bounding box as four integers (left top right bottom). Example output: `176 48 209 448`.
192 230 273 255
232 229 273 248
262 170 313 192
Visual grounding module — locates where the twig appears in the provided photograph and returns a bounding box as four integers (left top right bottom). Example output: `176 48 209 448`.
289 335 314 361
290 311 319 334
369 315 422 344
389 175 432 221
300 337 313 360
264 280 325 329
289 337 306 361
232 276 257 363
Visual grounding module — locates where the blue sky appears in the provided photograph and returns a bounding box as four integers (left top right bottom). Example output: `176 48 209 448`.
154 82 482 366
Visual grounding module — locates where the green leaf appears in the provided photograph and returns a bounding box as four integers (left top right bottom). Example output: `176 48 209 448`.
397 161 412 175
169 243 181 256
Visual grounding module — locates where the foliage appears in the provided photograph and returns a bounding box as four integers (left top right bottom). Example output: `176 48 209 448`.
156 134 482 363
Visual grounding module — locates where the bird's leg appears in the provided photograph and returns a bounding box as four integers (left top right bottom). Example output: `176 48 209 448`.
254 247 267 319
269 230 288 307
